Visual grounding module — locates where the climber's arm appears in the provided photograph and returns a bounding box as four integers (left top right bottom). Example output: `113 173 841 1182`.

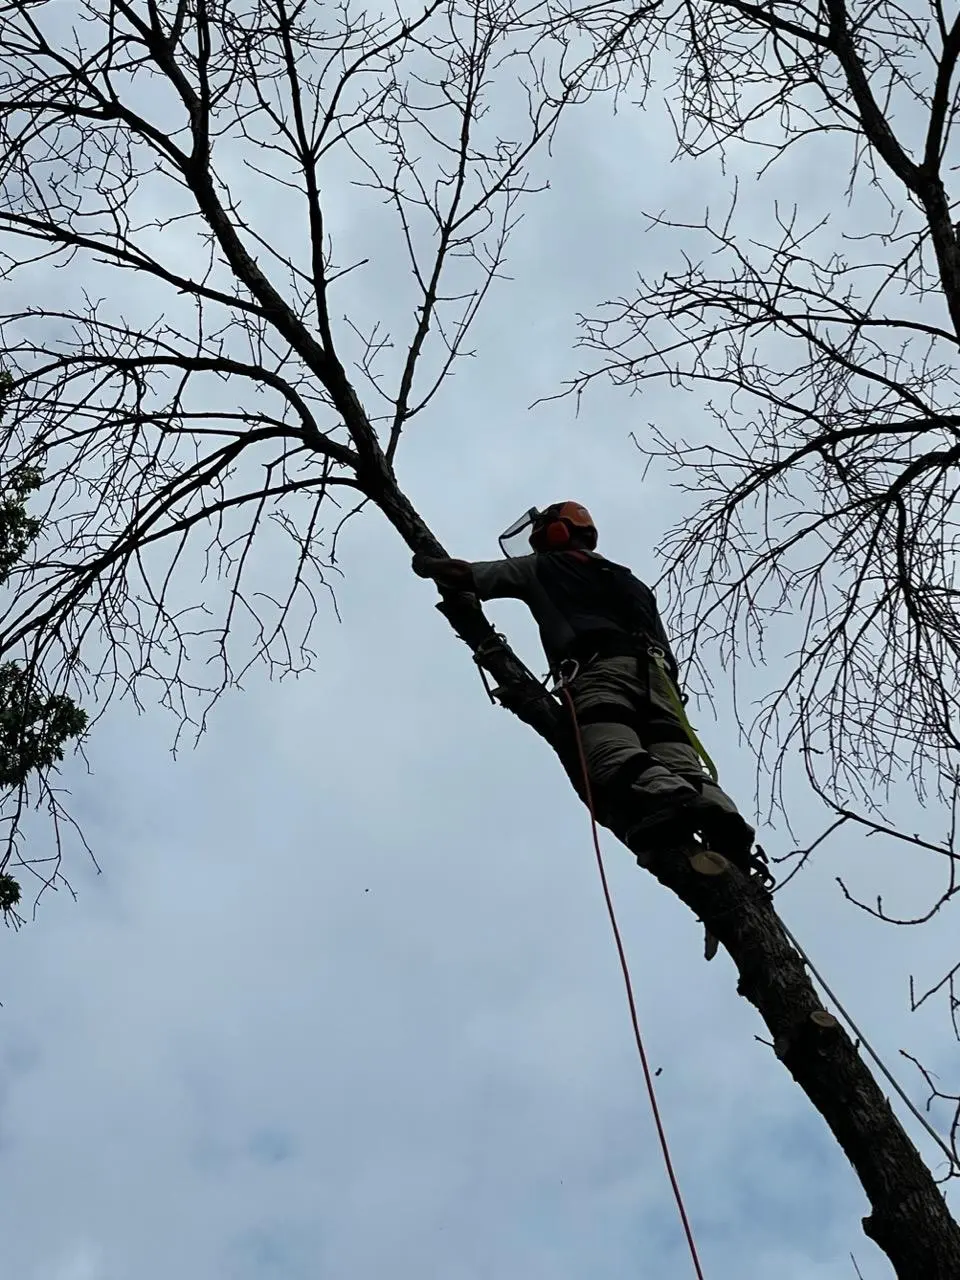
412 552 536 601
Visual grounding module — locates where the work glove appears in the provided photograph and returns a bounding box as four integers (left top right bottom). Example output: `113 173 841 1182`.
411 551 444 578
411 552 474 589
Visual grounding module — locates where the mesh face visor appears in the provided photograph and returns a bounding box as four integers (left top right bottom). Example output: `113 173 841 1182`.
498 502 596 556
498 506 544 558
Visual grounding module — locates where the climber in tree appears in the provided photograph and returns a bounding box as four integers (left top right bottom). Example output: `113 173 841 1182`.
412 501 756 869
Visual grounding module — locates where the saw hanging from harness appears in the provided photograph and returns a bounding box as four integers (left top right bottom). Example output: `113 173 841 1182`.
412 500 757 871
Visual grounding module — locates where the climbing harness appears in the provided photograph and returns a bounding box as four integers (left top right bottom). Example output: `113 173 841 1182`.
469 629 773 896
559 636 719 786
462 629 955 1267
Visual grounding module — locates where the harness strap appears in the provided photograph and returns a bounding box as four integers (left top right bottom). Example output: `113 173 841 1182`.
564 639 719 778
648 647 720 784
575 700 693 747
566 630 644 664
604 751 667 792
573 700 642 729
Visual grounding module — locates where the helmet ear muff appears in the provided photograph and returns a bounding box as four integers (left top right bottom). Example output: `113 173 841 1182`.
530 518 570 551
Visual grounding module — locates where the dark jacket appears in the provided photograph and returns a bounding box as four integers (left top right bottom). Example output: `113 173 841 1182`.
468 549 680 677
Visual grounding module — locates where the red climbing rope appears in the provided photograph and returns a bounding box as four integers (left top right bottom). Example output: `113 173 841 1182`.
561 686 707 1280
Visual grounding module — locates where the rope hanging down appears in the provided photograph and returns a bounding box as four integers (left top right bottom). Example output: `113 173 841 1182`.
777 919 960 1176
561 685 707 1280
470 628 957 1258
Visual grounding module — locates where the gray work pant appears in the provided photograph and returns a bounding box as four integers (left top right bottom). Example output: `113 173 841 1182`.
568 654 743 828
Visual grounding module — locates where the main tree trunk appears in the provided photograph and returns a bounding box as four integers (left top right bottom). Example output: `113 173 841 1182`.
374 471 960 1277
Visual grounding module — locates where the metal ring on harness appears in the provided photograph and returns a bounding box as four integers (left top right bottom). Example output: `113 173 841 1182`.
553 657 580 690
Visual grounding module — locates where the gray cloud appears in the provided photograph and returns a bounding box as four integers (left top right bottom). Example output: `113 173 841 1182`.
0 17 954 1280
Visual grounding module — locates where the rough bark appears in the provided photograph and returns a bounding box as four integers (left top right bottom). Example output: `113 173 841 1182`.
366 459 960 1278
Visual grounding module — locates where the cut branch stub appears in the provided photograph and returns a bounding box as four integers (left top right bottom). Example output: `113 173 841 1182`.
689 848 731 876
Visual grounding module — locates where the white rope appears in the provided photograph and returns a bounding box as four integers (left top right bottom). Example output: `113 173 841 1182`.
779 917 959 1176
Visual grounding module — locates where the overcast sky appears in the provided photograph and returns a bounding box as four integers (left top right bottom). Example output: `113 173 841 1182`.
1 9 958 1280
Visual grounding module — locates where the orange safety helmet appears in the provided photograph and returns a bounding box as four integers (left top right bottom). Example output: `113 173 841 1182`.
499 501 598 556
529 501 598 552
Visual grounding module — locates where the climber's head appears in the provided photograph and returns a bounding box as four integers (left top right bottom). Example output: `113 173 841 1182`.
498 501 598 557
528 501 598 552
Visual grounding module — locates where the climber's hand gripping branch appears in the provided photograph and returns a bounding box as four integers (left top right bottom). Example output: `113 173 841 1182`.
411 552 475 590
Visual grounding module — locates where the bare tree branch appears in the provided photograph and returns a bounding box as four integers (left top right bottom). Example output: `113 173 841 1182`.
3 1 959 1273
0 0 614 889
544 0 960 1259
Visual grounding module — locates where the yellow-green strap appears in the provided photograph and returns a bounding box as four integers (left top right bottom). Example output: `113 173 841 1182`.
649 649 720 784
